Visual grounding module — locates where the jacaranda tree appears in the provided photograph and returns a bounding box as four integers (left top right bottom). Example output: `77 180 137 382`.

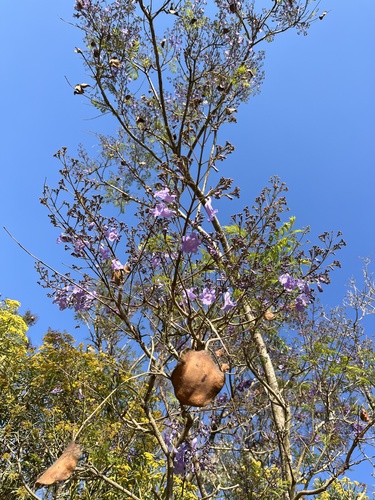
4 0 375 498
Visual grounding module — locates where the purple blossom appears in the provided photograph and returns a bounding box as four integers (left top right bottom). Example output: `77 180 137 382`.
71 286 97 312
237 379 252 392
199 288 216 306
295 293 311 312
105 227 120 242
204 197 218 222
111 258 123 270
164 419 181 452
73 239 86 256
154 187 176 203
57 233 72 244
308 386 317 397
151 253 162 267
221 291 237 312
279 274 312 310
181 233 201 254
53 284 97 312
184 288 197 301
99 244 110 260
151 203 174 218
279 273 296 291
295 279 310 295
174 442 189 474
216 393 229 404
53 286 70 310
352 422 365 437
50 385 63 395
74 0 92 11
87 222 95 231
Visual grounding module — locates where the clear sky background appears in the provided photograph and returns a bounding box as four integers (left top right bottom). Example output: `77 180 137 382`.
0 0 374 490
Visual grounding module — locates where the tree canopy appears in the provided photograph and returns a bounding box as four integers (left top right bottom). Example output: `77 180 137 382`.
2 1 375 499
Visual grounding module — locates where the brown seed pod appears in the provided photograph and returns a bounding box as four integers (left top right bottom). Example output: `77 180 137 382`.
109 57 121 69
112 264 131 285
264 310 275 321
360 408 370 422
74 83 90 95
171 350 225 407
35 441 81 486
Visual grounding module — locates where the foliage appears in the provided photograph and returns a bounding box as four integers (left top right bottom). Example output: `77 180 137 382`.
3 0 375 499
0 328 165 499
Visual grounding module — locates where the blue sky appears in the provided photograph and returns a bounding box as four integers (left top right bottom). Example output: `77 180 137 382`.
0 2 373 337
0 0 374 491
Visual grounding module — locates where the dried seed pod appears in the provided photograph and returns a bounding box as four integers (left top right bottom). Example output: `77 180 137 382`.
112 264 130 285
171 350 225 407
264 310 275 321
109 57 121 68
74 83 91 95
35 441 81 486
360 408 370 422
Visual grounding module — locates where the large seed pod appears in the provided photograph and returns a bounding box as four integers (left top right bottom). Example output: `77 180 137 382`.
171 350 225 407
35 441 82 486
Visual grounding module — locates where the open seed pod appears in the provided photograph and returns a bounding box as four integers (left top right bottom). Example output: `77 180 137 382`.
171 349 225 407
35 441 81 486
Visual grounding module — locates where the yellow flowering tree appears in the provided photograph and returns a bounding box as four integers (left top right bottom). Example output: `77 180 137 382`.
0 319 168 499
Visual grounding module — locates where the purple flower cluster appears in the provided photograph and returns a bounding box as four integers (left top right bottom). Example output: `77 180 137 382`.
279 273 296 291
174 441 190 474
74 0 92 11
183 288 197 301
105 227 121 242
151 252 179 268
164 417 215 474
111 258 124 270
170 430 214 475
279 273 312 312
151 203 174 218
199 287 216 306
152 187 176 218
164 420 180 451
221 291 237 311
181 232 201 254
236 378 252 392
154 187 176 203
216 392 229 404
57 233 88 257
57 224 121 262
181 286 236 311
173 435 213 474
99 244 111 260
53 284 97 312
56 233 72 244
73 238 87 256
